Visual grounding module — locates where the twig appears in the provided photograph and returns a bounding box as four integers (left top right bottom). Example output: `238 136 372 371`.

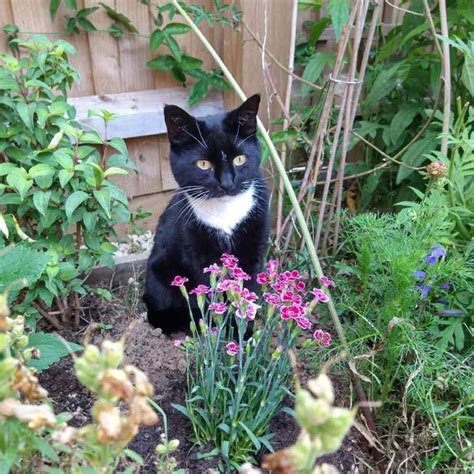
438 0 451 156
241 20 322 92
32 302 63 330
73 292 81 329
275 0 298 246
385 0 424 16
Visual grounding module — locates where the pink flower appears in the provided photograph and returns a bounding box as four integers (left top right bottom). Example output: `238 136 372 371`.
296 317 312 330
295 281 306 293
232 266 251 281
264 292 280 306
256 272 270 285
244 302 260 320
204 263 220 274
190 284 210 295
313 329 332 346
173 339 183 347
311 288 329 303
226 341 240 356
271 281 284 292
266 259 279 276
241 288 258 302
282 270 300 281
209 302 227 314
171 275 189 286
221 253 239 269
209 327 218 335
281 304 304 320
216 279 241 293
320 275 335 288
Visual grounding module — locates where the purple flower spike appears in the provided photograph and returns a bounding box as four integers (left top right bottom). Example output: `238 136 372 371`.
431 245 446 259
413 270 426 280
425 255 438 265
440 281 450 290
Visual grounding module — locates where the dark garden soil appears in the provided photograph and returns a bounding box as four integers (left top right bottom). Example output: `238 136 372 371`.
39 294 374 473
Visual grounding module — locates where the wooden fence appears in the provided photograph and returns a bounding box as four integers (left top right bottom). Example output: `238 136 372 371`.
0 0 401 232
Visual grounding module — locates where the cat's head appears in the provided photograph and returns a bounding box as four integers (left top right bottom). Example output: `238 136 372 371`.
164 94 261 198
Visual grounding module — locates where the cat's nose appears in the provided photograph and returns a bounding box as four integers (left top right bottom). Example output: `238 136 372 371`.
219 173 234 192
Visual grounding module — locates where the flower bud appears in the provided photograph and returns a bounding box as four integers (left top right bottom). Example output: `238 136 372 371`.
155 443 167 455
83 345 101 364
295 390 331 432
320 407 354 438
102 340 124 368
168 439 180 452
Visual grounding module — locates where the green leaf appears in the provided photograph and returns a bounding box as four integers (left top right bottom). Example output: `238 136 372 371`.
164 34 182 61
64 0 77 10
0 162 19 176
93 188 111 219
0 244 49 298
124 449 144 465
328 0 349 41
180 55 203 71
389 107 418 146
301 52 335 95
29 163 55 178
147 55 177 71
171 66 186 84
54 148 74 169
0 214 9 238
104 166 128 177
6 174 33 200
32 437 59 461
65 191 89 219
364 63 401 110
309 17 331 43
28 332 82 372
77 17 97 32
462 53 474 97
238 422 261 450
150 29 165 51
396 136 437 184
108 137 128 156
17 101 34 130
189 79 209 106
163 22 190 35
59 169 74 187
50 0 61 20
171 403 189 416
33 191 51 216
99 3 138 33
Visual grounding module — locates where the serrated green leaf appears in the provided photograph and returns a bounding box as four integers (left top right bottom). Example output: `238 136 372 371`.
147 55 176 71
180 54 203 71
189 79 209 106
364 63 401 110
65 191 89 219
28 332 82 372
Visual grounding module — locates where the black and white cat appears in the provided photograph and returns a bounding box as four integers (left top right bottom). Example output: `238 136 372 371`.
144 94 270 332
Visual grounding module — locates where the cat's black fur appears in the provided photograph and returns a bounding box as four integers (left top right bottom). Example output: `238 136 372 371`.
144 94 270 332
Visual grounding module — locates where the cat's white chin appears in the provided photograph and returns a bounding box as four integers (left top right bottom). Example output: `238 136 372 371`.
186 184 255 235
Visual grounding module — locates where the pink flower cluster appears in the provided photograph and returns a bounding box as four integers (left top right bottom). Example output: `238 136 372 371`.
170 254 335 350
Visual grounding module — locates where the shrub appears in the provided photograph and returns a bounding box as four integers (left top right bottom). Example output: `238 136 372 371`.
172 254 333 469
0 37 136 325
0 290 159 472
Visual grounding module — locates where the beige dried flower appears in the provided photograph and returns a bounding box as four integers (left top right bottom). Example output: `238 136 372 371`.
125 365 154 397
0 398 56 429
11 365 48 400
426 161 448 179
51 425 79 445
128 396 159 426
313 463 339 474
94 401 122 443
100 369 134 400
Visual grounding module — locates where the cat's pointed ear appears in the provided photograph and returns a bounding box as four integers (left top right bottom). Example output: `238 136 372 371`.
224 94 260 137
164 105 201 146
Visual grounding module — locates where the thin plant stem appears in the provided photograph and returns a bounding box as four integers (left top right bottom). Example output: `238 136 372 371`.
438 0 451 156
170 0 348 346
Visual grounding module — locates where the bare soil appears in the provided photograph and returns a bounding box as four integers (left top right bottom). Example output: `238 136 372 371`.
39 295 373 473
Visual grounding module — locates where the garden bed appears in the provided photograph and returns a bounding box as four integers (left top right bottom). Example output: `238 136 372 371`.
39 294 370 473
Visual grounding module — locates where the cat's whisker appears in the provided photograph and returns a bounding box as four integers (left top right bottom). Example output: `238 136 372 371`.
236 133 257 148
195 119 208 150
233 120 241 145
175 191 209 223
183 128 207 150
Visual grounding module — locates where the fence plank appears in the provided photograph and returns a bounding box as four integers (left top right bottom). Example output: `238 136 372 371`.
0 1 14 51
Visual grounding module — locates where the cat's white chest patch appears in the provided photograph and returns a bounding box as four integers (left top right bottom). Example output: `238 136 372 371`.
187 185 255 235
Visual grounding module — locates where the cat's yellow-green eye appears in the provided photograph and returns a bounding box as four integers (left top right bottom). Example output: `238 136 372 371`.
196 160 212 170
233 155 247 166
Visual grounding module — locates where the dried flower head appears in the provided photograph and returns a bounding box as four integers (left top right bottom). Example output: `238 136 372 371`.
0 398 56 430
11 365 48 400
100 369 134 400
426 161 448 179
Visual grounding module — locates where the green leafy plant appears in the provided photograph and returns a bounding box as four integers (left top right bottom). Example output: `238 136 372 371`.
321 207 474 471
171 254 334 470
0 37 135 326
